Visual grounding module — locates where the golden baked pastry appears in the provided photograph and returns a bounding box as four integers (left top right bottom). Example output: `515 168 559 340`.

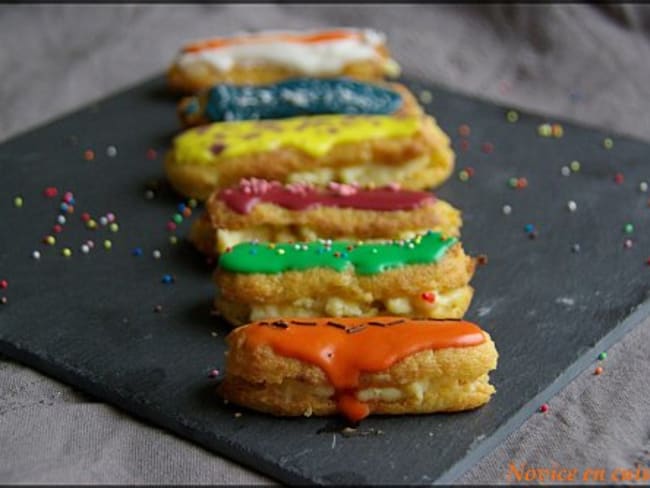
165 114 455 200
213 231 475 326
219 317 498 422
168 28 400 93
190 179 461 256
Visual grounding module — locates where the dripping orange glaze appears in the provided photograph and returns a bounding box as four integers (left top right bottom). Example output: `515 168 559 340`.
241 318 486 422
183 30 365 53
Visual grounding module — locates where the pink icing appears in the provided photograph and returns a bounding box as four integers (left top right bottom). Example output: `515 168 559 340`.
218 178 435 214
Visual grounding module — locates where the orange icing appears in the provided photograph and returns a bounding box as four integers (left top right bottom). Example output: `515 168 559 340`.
183 30 364 53
241 318 486 421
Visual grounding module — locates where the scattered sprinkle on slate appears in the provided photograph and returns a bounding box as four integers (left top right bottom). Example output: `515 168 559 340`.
84 149 95 161
502 204 512 215
598 352 607 360
561 166 571 176
571 243 581 253
106 145 117 157
567 200 577 212
594 366 603 375
208 369 220 378
31 250 40 260
13 196 23 208
132 247 143 257
539 404 549 413
153 305 163 313
0 297 7 305
640 182 648 192
152 250 161 259
161 274 174 284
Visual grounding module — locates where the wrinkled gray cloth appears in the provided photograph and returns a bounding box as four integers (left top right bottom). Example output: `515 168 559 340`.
1 4 649 484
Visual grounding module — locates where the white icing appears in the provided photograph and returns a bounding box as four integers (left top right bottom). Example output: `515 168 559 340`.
176 28 388 75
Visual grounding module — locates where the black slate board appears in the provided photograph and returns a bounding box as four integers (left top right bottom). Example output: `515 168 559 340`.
1 75 649 485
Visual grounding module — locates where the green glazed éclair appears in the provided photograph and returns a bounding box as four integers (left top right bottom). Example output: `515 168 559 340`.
218 231 457 275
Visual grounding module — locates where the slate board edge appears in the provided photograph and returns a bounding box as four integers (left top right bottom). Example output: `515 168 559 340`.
437 298 650 484
0 339 314 486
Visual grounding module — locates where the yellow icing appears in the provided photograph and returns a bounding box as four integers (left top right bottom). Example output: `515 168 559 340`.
171 115 421 166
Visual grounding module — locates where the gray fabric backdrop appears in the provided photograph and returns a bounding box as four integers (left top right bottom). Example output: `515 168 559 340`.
1 4 649 484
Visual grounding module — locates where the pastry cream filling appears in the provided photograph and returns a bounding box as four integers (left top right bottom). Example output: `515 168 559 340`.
286 154 432 187
247 287 472 322
270 375 491 405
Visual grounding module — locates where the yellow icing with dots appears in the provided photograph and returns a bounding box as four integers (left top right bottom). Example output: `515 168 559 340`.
171 115 421 166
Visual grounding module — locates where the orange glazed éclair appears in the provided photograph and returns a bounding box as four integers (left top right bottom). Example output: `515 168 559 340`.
219 317 498 422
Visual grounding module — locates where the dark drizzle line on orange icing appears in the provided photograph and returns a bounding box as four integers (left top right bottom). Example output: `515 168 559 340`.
290 320 318 326
241 318 487 422
271 320 289 328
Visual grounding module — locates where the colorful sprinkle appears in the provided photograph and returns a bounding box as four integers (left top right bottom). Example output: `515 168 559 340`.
172 213 183 224
458 124 471 137
603 137 614 149
571 243 581 253
62 248 72 258
624 239 633 249
561 166 571 176
43 187 58 198
103 239 112 250
166 222 177 232
640 182 648 192
537 123 552 137
570 160 581 172
539 403 549 413
146 148 158 160
418 90 433 104
0 297 7 305
0 280 7 289
481 142 494 154
506 110 519 123
188 199 198 209
44 235 56 246
594 366 603 375
502 204 512 215
31 250 41 260
52 224 63 234
508 177 519 189
208 369 220 378
99 216 108 226
106 145 118 157
598 352 607 360
86 220 97 230
109 223 119 233
524 224 535 233
161 274 174 284
567 200 577 212
624 223 634 234
57 215 66 225
132 247 143 257
83 149 95 161
152 250 161 259
80 244 90 254
153 305 163 313
614 173 624 184
169 235 178 245
551 124 564 138
458 170 469 182
13 196 23 208
145 190 155 200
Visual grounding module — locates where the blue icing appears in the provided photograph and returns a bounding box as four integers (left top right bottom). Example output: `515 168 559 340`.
203 78 403 122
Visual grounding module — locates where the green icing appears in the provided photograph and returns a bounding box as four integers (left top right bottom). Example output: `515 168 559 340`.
219 231 457 275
